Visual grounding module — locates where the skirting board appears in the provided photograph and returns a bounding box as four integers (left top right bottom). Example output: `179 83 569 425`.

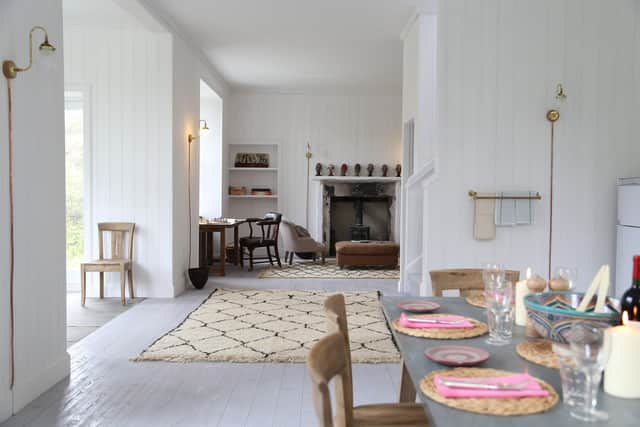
11 352 70 415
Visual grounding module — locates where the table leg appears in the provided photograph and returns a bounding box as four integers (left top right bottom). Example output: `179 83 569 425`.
219 230 226 276
233 225 240 266
199 230 206 268
398 359 417 403
206 231 214 266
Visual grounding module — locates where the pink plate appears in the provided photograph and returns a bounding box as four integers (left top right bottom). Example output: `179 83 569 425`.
424 345 490 366
397 300 440 313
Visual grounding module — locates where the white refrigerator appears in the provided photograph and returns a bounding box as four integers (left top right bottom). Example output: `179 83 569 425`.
616 178 640 297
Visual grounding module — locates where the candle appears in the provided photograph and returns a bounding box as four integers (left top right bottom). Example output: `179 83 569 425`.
515 267 532 326
525 273 547 337
604 311 640 398
549 277 569 291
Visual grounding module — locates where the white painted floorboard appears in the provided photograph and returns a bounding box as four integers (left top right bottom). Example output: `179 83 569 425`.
2 268 403 427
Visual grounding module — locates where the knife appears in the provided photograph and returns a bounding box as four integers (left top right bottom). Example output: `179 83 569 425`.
438 378 532 391
406 317 465 325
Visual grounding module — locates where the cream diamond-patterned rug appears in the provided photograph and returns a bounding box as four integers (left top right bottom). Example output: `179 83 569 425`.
258 260 400 279
132 289 399 363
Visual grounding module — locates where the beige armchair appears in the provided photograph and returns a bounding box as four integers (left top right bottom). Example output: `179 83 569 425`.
280 220 326 265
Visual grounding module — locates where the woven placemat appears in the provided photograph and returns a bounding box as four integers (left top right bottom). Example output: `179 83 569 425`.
516 340 559 369
391 314 488 339
420 368 559 416
465 293 486 309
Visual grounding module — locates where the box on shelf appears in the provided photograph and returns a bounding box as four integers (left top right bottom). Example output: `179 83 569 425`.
229 186 247 195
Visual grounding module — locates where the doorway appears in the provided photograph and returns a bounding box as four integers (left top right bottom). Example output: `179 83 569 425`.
64 87 91 292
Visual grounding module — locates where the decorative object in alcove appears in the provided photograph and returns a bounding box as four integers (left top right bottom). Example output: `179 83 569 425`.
354 163 362 176
396 164 402 177
315 162 322 176
234 152 269 168
367 163 374 177
340 163 348 176
328 164 336 176
382 164 389 177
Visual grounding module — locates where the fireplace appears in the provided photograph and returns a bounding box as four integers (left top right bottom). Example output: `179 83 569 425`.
323 182 395 256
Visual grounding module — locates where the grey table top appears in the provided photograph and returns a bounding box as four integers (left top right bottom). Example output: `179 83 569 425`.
381 296 638 427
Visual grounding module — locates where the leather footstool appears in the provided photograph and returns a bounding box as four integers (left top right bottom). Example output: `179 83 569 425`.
335 241 399 269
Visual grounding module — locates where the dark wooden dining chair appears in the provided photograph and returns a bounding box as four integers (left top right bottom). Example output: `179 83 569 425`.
307 331 429 427
239 212 282 271
429 268 520 297
323 294 429 424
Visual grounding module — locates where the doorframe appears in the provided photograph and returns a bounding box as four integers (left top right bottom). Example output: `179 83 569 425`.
64 83 93 290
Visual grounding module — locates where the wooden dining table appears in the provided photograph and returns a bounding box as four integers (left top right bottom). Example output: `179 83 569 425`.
380 296 638 427
198 219 246 276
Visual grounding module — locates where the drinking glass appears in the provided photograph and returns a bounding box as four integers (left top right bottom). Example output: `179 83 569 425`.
482 263 506 287
555 267 578 290
484 280 514 346
552 342 582 407
567 322 611 422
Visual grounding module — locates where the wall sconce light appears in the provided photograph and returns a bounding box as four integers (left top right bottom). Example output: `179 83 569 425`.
3 25 57 391
3 26 56 79
200 119 211 136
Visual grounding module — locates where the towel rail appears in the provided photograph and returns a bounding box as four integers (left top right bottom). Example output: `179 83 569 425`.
468 190 542 200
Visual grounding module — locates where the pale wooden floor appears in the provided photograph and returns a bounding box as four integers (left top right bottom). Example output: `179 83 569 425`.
2 264 405 427
67 292 144 347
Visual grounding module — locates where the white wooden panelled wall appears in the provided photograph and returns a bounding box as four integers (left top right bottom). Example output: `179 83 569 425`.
64 26 175 297
422 0 640 293
0 0 69 422
225 93 402 230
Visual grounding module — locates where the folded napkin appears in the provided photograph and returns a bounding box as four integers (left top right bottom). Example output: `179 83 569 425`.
434 373 550 398
398 313 475 329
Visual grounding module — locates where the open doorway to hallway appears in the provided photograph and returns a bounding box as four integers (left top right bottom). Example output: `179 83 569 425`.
199 80 223 220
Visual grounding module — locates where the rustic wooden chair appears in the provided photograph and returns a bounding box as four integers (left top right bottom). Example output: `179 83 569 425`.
239 212 282 271
80 222 135 306
322 294 429 426
429 268 520 297
307 331 429 427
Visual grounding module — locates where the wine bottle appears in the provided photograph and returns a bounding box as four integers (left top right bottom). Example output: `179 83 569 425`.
621 255 640 321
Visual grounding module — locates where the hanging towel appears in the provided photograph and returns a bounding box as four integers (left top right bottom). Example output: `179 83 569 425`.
516 191 536 225
495 191 536 226
474 196 496 240
495 192 516 226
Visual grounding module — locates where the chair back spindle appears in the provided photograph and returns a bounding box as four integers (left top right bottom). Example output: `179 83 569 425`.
98 222 135 260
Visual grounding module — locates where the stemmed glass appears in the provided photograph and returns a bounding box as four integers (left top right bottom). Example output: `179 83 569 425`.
482 263 505 287
484 280 514 346
567 322 611 422
554 267 577 289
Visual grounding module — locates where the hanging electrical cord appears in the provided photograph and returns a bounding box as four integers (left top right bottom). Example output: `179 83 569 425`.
6 77 16 390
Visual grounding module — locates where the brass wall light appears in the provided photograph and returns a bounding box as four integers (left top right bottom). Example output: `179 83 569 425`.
3 26 56 79
3 25 57 391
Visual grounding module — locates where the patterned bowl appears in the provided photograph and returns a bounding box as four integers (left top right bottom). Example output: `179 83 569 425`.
524 291 620 344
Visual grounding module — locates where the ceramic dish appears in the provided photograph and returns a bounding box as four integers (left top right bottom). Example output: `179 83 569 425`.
397 301 440 313
425 345 490 366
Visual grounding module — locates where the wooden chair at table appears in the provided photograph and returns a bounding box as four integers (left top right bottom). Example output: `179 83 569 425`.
429 268 520 297
80 222 135 306
322 294 429 426
307 331 429 427
239 212 283 271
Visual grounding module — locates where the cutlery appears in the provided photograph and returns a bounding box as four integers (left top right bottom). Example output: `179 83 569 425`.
438 378 532 391
407 317 465 325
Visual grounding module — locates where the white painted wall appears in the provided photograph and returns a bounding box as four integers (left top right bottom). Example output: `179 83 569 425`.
0 0 70 422
64 25 174 297
423 0 640 293
226 92 402 230
199 84 223 219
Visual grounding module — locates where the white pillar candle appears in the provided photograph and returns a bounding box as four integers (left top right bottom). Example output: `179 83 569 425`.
604 312 640 399
515 267 532 326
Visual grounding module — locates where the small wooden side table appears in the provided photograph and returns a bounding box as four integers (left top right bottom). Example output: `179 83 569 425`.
199 219 246 276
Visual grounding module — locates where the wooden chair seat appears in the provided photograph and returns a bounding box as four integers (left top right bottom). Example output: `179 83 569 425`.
82 259 132 271
353 403 428 426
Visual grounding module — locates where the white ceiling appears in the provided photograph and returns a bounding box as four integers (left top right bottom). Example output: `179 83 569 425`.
147 0 421 93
